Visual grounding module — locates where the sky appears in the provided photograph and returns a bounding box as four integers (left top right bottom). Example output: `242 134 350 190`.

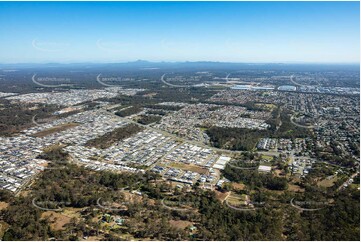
0 1 359 63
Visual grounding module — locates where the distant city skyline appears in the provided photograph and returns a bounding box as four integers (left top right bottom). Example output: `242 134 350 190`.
0 1 359 64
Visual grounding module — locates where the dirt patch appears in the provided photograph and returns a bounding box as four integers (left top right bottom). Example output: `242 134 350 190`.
231 182 245 190
147 198 156 206
288 184 305 192
169 220 193 230
122 191 143 203
32 123 79 137
16 190 30 198
214 190 230 203
274 169 287 177
0 202 9 210
41 211 72 231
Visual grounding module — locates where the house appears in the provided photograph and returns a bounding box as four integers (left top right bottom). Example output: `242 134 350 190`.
258 165 272 173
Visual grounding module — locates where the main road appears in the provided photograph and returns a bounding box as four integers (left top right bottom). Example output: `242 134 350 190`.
290 75 302 86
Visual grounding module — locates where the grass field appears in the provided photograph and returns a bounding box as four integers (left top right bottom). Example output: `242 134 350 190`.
317 176 338 188
226 193 248 206
261 155 274 161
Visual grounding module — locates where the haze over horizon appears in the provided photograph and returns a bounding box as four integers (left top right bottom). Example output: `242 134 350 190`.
0 1 359 64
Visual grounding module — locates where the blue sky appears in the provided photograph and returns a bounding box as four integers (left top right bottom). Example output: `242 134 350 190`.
0 1 359 63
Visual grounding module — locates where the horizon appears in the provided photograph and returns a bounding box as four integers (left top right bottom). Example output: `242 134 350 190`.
0 1 359 64
0 59 360 66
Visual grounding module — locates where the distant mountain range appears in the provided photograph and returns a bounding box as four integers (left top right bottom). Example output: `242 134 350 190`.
0 60 359 72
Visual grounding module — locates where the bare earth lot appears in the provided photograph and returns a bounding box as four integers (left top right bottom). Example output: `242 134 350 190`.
32 123 79 137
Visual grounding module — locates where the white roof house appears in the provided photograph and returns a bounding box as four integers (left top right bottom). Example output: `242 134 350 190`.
213 156 231 170
258 165 272 173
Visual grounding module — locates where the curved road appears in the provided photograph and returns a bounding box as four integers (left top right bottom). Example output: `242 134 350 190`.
289 75 303 87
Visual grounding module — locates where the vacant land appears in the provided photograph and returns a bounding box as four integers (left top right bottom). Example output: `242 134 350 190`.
317 176 338 188
0 202 9 210
41 211 72 231
226 194 248 206
32 123 79 137
287 184 305 192
261 154 274 161
214 190 230 203
231 182 246 190
169 162 208 174
169 220 193 230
